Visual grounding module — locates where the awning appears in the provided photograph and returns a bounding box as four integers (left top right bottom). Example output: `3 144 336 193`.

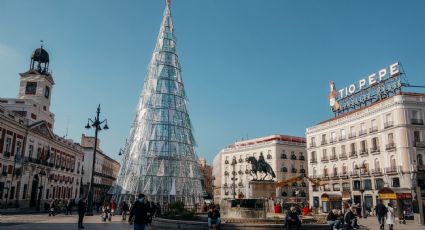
321 193 342 202
378 187 396 200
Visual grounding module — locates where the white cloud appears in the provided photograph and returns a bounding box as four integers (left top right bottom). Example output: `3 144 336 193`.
0 42 19 57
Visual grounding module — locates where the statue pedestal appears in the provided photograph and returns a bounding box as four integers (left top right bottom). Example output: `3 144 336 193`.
248 180 276 199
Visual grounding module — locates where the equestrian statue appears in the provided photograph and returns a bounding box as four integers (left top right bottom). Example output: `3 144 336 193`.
247 153 276 180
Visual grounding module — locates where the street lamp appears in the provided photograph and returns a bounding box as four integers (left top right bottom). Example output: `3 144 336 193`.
212 176 216 204
231 157 237 200
356 163 367 218
118 148 124 156
36 170 47 211
85 104 109 216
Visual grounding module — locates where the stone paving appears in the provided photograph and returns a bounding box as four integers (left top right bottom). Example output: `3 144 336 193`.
357 216 425 230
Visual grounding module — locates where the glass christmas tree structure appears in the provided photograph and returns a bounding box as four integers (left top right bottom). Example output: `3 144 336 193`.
114 1 204 206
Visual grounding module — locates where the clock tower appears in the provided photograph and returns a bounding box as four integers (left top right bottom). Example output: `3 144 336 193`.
12 44 56 128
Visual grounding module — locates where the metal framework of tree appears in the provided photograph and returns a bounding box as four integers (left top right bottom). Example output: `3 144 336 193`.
114 1 204 206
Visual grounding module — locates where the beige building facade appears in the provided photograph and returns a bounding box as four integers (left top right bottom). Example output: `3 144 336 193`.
307 92 425 216
213 134 307 204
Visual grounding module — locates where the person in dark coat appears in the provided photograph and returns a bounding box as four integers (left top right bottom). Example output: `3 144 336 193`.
375 200 387 229
343 206 358 230
129 193 150 230
285 206 302 230
77 197 87 229
121 201 129 221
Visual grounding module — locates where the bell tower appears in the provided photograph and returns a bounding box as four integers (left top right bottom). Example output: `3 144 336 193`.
17 42 55 127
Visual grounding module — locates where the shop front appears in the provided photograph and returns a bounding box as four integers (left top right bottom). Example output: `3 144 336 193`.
321 193 342 213
397 193 414 220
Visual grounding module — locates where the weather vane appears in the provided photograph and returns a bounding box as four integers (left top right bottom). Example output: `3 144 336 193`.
40 39 44 48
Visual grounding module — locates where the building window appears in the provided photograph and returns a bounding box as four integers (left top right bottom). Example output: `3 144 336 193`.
392 178 400 187
414 131 421 142
44 86 50 99
418 154 424 166
340 129 346 140
353 180 361 191
342 182 350 191
22 184 27 199
333 183 340 191
364 179 372 190
375 178 384 190
388 133 394 144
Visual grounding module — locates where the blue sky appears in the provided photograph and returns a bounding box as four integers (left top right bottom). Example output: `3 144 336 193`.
0 0 424 164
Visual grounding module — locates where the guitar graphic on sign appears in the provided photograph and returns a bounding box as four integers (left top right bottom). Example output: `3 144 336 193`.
328 81 340 111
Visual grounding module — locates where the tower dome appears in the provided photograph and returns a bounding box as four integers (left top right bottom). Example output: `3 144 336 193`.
32 47 49 63
30 44 50 74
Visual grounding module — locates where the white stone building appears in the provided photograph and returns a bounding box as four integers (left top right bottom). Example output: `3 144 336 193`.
0 46 84 209
307 92 425 216
213 134 307 204
80 135 120 203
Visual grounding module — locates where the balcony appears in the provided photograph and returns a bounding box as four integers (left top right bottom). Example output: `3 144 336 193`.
309 143 316 148
321 140 327 146
360 170 370 176
384 121 394 129
371 168 383 175
340 172 349 179
330 138 337 144
350 171 359 177
339 136 346 141
348 133 356 139
370 147 380 154
385 166 398 174
310 158 317 163
415 141 425 148
339 153 347 160
330 155 338 161
349 151 358 158
359 130 367 136
322 175 330 180
369 126 378 133
3 151 11 158
411 119 424 125
331 173 339 179
386 143 396 150
359 149 369 156
291 168 298 173
299 155 305 161
321 157 329 162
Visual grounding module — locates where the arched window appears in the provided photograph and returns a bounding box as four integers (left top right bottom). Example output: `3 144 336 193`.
342 163 347 175
313 167 317 178
374 158 380 170
390 155 396 169
418 154 424 166
333 164 338 176
352 161 357 172
363 160 369 172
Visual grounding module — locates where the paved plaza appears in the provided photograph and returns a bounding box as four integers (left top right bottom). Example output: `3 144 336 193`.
2 213 425 230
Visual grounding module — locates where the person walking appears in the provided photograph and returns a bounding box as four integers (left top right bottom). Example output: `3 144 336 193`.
121 201 129 221
376 200 387 229
77 197 87 229
129 193 150 230
386 203 395 230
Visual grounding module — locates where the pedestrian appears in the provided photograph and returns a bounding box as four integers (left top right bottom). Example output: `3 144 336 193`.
121 201 129 221
207 205 221 229
111 199 117 216
343 206 358 230
386 203 395 230
285 206 302 230
48 200 55 216
327 209 338 228
274 202 282 214
77 197 87 229
302 204 310 216
156 202 161 217
66 199 73 215
376 200 387 229
129 193 150 230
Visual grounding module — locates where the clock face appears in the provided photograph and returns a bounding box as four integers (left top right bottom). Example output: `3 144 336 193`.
25 82 37 95
45 86 50 99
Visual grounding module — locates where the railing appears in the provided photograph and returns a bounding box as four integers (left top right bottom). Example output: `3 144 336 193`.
359 149 369 156
369 126 378 133
415 141 425 148
339 136 346 141
370 147 380 154
3 151 11 158
340 172 349 178
310 158 317 163
386 143 396 150
359 130 367 136
371 168 382 174
349 151 358 157
330 155 338 161
339 153 347 159
384 121 394 129
350 171 359 177
299 156 305 161
360 170 370 175
321 157 329 162
330 138 337 143
385 166 398 173
309 143 316 148
342 187 351 192
331 173 339 178
411 119 424 125
321 140 327 145
348 133 356 139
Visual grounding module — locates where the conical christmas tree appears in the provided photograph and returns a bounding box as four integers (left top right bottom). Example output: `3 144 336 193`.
114 1 204 206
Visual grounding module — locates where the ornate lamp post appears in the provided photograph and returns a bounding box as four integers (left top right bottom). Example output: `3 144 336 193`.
84 104 109 216
231 157 237 200
36 170 47 211
356 163 367 218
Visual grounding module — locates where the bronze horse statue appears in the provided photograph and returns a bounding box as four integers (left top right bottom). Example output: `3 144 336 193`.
247 156 276 180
